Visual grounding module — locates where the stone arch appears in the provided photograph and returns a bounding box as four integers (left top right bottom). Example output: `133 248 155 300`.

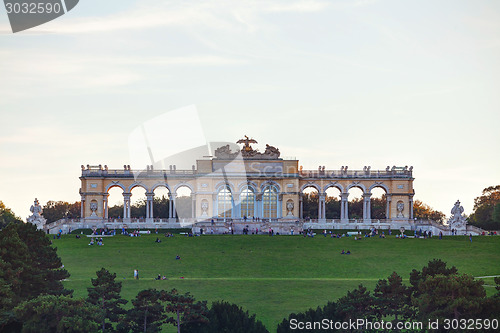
346 182 367 194
151 182 172 193
323 182 343 193
127 182 149 193
215 181 236 193
368 182 389 194
105 182 126 193
261 180 281 192
173 182 194 194
300 182 320 193
237 181 258 193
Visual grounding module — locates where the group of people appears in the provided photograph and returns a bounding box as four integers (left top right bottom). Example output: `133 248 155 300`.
155 274 167 280
340 249 351 255
88 237 104 246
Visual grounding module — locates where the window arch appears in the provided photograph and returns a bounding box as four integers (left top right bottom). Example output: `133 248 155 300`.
240 186 255 218
217 186 233 218
262 184 278 218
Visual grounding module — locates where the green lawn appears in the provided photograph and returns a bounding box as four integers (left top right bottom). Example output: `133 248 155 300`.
54 234 500 332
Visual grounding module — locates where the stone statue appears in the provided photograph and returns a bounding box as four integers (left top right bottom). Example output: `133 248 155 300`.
90 201 98 217
396 201 404 218
27 198 47 230
214 144 239 159
214 137 281 160
448 200 467 230
286 200 294 216
201 200 209 216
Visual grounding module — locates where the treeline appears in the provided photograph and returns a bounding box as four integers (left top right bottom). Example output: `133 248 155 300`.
277 259 500 332
468 185 500 230
302 194 445 222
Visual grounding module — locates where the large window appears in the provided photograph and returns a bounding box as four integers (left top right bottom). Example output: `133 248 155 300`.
217 186 233 218
240 186 255 218
262 184 278 218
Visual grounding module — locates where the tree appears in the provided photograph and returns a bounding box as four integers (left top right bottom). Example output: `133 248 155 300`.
42 201 81 223
409 259 458 299
413 274 486 321
12 222 71 298
373 272 412 321
0 201 22 230
413 200 445 223
119 289 165 333
277 301 338 333
87 268 128 332
14 295 100 333
468 185 500 230
183 301 268 333
161 289 207 333
335 284 376 324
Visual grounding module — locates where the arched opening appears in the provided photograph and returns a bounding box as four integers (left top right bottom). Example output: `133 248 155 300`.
217 185 233 219
153 186 170 219
301 186 319 220
107 186 124 219
325 187 341 219
130 186 147 219
262 184 279 219
239 186 255 219
347 187 364 220
370 187 387 220
175 186 193 219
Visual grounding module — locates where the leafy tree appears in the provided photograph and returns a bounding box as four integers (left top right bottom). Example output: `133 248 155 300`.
302 192 319 219
183 300 268 333
161 289 207 333
409 259 458 299
373 272 412 321
108 196 171 219
14 295 100 333
12 222 71 298
413 274 486 321
370 196 386 220
335 284 376 324
119 289 165 333
152 195 170 219
87 268 128 332
0 226 36 306
0 201 22 230
325 197 340 219
468 185 500 230
42 201 81 223
277 301 338 333
413 200 445 223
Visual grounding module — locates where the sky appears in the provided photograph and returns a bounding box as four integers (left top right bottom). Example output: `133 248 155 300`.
0 0 499 218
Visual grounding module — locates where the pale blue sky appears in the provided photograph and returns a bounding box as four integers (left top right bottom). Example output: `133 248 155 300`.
0 0 499 217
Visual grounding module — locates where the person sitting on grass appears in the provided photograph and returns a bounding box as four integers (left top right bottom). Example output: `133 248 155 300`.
175 255 181 260
155 274 161 280
341 249 345 254
89 238 94 246
346 250 351 255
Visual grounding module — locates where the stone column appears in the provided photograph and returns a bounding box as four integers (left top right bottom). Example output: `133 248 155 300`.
103 194 109 219
191 194 196 219
171 194 177 220
123 193 131 221
409 195 414 220
363 193 372 222
318 193 326 220
341 193 349 221
146 192 154 220
386 194 392 220
256 194 263 219
299 194 303 219
80 195 85 219
169 194 173 218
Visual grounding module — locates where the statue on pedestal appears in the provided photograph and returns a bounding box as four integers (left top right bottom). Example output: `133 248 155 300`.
27 198 47 230
448 200 467 231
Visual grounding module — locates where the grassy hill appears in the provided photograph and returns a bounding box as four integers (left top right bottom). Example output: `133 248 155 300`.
54 233 500 332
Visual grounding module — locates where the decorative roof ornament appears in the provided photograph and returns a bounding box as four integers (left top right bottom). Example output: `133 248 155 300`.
213 136 281 160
